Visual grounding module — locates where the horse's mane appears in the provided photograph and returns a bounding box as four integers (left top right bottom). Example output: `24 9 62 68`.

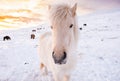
49 4 72 25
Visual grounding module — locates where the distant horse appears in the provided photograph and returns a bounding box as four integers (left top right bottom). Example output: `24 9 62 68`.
38 3 78 81
83 24 87 26
37 28 42 30
32 30 36 32
3 36 11 41
79 27 82 30
31 34 35 39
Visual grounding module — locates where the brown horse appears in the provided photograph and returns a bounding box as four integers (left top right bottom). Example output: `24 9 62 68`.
31 34 35 39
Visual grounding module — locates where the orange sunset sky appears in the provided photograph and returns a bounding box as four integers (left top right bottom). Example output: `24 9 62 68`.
0 0 120 30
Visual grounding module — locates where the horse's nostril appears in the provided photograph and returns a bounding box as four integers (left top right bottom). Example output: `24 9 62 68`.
62 51 67 60
52 51 55 58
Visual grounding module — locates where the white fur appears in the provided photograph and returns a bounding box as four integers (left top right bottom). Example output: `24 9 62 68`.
38 3 78 81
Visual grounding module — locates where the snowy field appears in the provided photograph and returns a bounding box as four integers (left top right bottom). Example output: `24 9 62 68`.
0 11 120 81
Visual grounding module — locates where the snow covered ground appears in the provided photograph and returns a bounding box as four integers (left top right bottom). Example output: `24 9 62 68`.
0 11 120 81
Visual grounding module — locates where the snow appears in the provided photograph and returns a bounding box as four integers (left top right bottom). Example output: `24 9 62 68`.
0 11 120 81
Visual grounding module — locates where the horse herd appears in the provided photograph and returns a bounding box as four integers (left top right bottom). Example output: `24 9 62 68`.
2 23 87 41
2 29 38 41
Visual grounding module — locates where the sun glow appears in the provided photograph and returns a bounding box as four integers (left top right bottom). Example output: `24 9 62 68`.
0 0 92 30
0 0 50 29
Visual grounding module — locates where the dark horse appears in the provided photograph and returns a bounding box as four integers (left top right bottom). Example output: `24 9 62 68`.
83 24 87 26
32 30 36 32
31 34 35 39
3 36 11 41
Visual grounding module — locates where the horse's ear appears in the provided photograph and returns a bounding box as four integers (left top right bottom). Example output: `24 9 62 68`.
71 3 77 16
48 5 51 10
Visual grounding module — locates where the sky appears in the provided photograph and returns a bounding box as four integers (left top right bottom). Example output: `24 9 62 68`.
0 0 120 29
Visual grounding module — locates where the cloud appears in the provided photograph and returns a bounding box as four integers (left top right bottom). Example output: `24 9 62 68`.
0 15 41 23
0 0 48 29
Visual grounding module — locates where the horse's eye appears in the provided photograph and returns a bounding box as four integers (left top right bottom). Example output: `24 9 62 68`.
51 26 53 29
70 24 73 28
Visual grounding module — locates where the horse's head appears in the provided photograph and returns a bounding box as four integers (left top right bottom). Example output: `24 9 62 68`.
49 3 77 65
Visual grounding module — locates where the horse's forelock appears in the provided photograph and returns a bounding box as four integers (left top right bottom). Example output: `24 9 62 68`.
49 4 72 25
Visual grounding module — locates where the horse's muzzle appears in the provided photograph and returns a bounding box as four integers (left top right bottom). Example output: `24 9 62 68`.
52 51 67 65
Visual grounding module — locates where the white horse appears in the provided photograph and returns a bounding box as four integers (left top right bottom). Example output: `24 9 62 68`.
38 3 78 81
